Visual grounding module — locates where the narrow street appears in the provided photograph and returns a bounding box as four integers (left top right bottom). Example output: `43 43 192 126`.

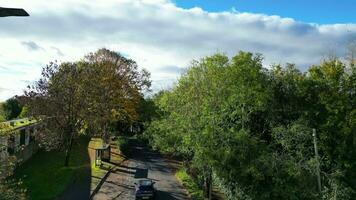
92 141 190 200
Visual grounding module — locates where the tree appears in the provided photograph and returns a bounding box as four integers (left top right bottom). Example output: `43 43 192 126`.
145 52 273 199
144 52 356 199
81 49 150 141
25 49 150 166
2 97 22 120
346 41 356 68
0 102 6 122
26 61 87 166
18 106 28 118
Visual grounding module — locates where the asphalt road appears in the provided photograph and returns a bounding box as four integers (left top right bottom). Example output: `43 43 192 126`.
92 141 190 200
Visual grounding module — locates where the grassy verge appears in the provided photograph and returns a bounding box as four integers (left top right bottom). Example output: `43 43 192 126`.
14 137 90 200
89 138 112 192
176 168 205 200
89 137 125 194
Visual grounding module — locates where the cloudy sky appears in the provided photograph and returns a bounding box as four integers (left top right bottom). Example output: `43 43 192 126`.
1 0 356 101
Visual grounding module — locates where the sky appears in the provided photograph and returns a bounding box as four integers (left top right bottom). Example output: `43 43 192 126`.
0 0 356 101
174 0 356 24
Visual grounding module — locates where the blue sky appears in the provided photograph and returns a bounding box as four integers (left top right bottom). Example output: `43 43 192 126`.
174 0 356 24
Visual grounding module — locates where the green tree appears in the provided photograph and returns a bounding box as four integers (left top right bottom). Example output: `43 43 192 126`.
81 48 150 141
0 102 6 122
2 97 22 120
306 59 356 197
26 61 87 166
25 49 150 166
144 52 356 199
146 52 274 199
18 106 28 118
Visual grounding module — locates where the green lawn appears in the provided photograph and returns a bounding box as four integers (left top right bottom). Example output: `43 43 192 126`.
176 168 205 200
14 137 91 200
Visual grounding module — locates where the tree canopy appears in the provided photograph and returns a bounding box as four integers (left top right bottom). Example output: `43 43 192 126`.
1 97 23 120
25 48 150 166
144 51 356 199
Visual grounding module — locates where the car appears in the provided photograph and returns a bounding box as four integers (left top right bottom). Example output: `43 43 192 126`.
134 179 156 200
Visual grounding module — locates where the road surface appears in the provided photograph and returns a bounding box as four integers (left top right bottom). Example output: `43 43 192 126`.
92 140 190 200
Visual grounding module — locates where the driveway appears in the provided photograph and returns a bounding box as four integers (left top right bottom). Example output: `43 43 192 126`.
92 140 189 200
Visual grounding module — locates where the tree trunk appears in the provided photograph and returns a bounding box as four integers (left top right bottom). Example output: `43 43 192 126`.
204 177 208 198
64 132 74 167
209 173 212 200
203 169 213 199
102 124 110 146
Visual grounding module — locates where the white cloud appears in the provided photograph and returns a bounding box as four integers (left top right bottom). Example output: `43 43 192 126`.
0 0 355 100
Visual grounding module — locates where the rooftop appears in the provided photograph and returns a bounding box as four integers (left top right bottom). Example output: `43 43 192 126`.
0 118 38 135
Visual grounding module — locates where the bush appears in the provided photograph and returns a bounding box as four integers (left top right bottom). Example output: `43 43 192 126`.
176 167 205 200
117 137 132 157
0 157 27 200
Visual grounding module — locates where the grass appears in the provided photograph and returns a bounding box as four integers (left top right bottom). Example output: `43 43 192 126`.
12 137 125 200
14 137 91 200
88 138 109 191
176 167 206 200
90 161 112 192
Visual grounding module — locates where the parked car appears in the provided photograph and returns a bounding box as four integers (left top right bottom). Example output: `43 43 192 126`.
134 179 156 200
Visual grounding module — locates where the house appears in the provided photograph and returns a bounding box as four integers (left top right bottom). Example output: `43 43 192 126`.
0 118 42 165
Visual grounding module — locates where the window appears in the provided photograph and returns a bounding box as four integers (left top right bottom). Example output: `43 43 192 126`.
20 129 26 146
7 135 15 155
29 127 35 142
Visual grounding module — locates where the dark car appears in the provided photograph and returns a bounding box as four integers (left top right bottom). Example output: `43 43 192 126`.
134 179 156 200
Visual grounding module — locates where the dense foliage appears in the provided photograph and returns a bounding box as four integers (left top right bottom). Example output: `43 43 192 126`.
1 97 23 120
25 48 150 166
0 157 26 200
0 102 5 122
144 52 356 199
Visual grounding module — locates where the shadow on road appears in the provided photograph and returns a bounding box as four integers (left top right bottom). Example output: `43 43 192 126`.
128 138 190 200
92 137 190 200
134 168 148 178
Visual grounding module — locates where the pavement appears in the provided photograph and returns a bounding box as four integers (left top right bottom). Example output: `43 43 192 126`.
92 140 190 200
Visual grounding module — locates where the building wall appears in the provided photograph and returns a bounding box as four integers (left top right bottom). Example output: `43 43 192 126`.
1 124 41 166
14 131 21 152
0 136 8 160
15 141 38 164
25 129 30 145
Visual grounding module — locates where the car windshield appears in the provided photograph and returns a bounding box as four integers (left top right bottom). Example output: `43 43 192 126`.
139 185 153 191
138 180 153 191
139 180 152 186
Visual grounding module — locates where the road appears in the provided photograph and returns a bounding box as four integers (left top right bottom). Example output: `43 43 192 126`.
92 140 190 200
